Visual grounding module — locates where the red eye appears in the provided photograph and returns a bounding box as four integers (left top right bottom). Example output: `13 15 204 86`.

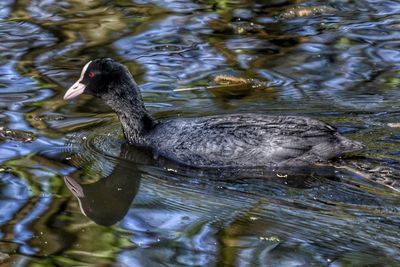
88 71 95 79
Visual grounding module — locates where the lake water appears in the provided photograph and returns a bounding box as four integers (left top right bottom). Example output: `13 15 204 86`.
1 0 400 266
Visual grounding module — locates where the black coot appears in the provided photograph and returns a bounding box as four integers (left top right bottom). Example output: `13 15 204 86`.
64 58 364 168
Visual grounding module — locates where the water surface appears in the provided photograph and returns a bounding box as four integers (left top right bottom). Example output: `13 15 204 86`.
1 0 400 266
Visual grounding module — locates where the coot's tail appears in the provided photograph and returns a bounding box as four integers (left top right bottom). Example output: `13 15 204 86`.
337 134 365 153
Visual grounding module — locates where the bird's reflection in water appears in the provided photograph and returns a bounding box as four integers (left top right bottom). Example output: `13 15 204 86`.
63 141 358 226
64 167 141 227
63 144 154 226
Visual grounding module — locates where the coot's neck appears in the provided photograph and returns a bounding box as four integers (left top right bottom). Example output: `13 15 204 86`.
102 73 155 145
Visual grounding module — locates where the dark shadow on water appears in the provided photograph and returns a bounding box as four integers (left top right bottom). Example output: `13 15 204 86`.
64 142 382 226
64 168 141 227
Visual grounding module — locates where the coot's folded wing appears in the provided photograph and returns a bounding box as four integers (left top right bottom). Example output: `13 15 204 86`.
148 114 360 167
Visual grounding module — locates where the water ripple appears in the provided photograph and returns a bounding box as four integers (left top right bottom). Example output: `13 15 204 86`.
2 0 400 266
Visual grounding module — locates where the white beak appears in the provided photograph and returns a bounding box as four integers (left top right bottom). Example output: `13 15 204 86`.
64 80 86 100
63 60 92 100
64 176 86 216
64 176 84 198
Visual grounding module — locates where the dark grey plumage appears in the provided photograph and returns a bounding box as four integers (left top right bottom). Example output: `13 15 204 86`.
64 58 364 168
147 114 363 167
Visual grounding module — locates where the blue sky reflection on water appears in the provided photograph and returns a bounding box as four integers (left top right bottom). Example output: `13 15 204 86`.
1 0 400 266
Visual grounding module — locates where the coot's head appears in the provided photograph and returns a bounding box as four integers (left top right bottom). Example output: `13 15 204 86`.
64 58 132 100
